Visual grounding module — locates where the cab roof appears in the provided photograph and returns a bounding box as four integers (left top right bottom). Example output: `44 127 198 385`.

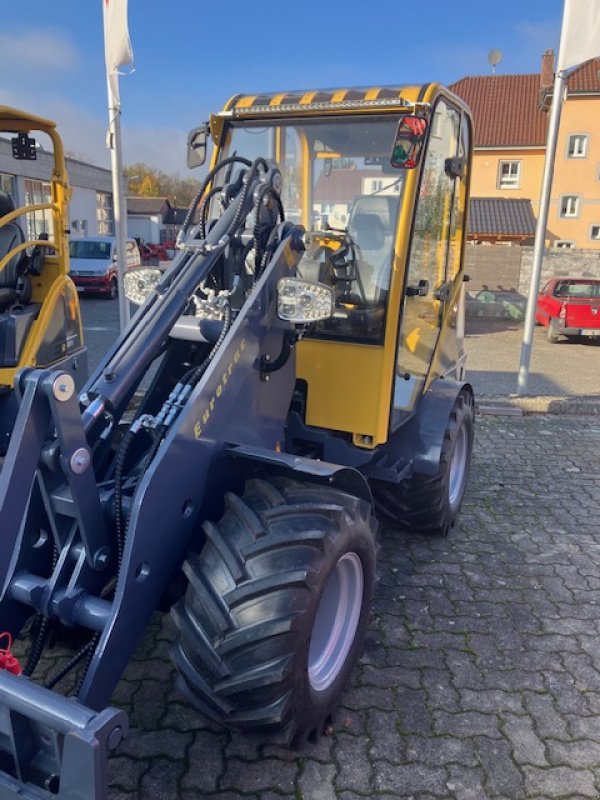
220 85 437 118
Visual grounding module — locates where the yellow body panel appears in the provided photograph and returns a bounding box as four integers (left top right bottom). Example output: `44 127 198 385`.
0 106 82 389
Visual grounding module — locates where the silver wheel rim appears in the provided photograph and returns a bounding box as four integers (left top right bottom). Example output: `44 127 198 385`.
448 423 468 509
308 552 364 692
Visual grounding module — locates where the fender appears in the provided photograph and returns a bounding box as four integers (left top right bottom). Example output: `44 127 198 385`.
384 378 473 478
225 442 374 507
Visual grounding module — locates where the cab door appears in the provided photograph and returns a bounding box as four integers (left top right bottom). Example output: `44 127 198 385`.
392 99 462 415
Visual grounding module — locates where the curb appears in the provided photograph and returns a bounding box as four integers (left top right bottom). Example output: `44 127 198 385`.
477 394 600 416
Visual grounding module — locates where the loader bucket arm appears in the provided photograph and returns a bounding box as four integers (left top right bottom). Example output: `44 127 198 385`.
0 158 302 797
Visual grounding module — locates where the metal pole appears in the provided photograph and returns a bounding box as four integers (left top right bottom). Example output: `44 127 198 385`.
517 70 567 395
106 73 130 331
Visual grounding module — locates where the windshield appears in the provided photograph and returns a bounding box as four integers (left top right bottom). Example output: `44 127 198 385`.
553 281 600 298
218 115 404 342
69 240 112 260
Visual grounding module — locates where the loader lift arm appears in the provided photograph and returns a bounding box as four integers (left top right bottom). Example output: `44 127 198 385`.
0 157 308 798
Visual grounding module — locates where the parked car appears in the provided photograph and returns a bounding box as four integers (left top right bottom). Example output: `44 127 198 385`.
536 277 600 343
69 237 141 298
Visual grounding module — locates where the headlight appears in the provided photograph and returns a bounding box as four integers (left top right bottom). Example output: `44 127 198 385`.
123 268 162 305
277 278 334 323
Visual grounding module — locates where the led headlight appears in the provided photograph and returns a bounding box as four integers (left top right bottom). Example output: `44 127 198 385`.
277 278 334 323
123 268 162 305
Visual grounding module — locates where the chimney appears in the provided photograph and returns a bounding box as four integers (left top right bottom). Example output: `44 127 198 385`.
540 49 555 90
539 49 555 111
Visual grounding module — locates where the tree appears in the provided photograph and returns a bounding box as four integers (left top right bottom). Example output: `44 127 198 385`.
124 162 199 207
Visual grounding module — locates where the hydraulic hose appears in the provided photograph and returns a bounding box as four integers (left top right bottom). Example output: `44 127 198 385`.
181 156 252 238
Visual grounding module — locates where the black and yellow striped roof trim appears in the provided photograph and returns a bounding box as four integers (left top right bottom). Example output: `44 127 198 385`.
220 86 431 118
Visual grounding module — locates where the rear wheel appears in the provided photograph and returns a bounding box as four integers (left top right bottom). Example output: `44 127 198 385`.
171 478 377 745
371 389 474 536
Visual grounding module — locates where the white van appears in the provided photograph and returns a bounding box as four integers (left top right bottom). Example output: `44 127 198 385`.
69 237 141 299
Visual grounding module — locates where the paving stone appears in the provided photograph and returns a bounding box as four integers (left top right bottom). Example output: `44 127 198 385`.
182 730 227 792
503 713 547 766
405 735 478 768
221 758 297 794
118 728 193 760
446 765 487 800
298 761 337 800
368 709 405 762
546 739 600 769
333 733 372 793
434 711 501 739
476 736 524 797
108 756 147 792
523 766 598 798
139 758 185 800
373 762 447 795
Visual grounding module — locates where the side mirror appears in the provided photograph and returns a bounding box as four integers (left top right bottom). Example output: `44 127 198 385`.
187 123 209 169
390 115 428 169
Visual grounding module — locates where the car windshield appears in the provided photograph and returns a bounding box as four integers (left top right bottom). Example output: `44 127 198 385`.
553 281 600 298
217 115 405 342
69 240 112 260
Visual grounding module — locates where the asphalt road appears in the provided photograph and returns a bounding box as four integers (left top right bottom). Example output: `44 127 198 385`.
79 296 600 399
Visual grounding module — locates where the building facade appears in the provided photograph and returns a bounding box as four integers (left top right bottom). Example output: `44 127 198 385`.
0 138 113 239
451 53 600 250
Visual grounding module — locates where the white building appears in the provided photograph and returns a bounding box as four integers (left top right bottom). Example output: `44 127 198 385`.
0 138 113 239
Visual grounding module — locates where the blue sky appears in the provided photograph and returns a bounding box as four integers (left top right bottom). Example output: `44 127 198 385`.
0 0 565 173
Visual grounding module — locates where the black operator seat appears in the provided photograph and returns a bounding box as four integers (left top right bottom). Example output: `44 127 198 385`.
0 191 25 310
348 194 399 304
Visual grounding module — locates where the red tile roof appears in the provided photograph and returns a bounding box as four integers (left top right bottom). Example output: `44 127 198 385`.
450 59 600 149
449 74 548 148
567 58 600 92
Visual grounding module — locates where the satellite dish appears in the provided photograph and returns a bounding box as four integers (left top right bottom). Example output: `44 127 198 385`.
488 49 503 74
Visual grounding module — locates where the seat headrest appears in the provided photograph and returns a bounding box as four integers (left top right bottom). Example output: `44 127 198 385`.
0 191 16 218
349 213 386 250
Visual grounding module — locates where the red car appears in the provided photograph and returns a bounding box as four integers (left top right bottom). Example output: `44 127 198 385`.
536 277 600 343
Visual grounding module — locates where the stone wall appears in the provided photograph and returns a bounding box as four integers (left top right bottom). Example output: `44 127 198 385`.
518 247 600 294
464 243 600 318
464 245 522 292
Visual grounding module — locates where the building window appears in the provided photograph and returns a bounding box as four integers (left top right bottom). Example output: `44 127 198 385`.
567 134 588 158
498 161 521 189
554 240 575 249
0 173 15 198
96 192 114 235
24 179 53 239
590 225 600 241
560 195 580 218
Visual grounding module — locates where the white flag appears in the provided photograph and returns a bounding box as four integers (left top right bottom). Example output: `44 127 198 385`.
103 0 134 104
557 0 600 72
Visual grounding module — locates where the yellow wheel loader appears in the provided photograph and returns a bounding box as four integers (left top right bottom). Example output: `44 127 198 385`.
0 107 86 455
0 83 473 799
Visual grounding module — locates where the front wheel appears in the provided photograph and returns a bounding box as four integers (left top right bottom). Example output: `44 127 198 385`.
171 478 377 745
371 389 475 536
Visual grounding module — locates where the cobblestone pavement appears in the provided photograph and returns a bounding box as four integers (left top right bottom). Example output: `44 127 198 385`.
16 413 600 799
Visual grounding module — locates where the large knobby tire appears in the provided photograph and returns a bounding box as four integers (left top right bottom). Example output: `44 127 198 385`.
171 478 377 745
371 389 474 536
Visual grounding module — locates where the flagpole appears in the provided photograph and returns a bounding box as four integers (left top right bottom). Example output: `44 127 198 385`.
517 68 567 395
106 72 130 331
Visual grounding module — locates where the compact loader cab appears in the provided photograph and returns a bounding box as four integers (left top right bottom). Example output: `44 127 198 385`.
0 108 86 454
0 85 474 800
209 84 474 527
